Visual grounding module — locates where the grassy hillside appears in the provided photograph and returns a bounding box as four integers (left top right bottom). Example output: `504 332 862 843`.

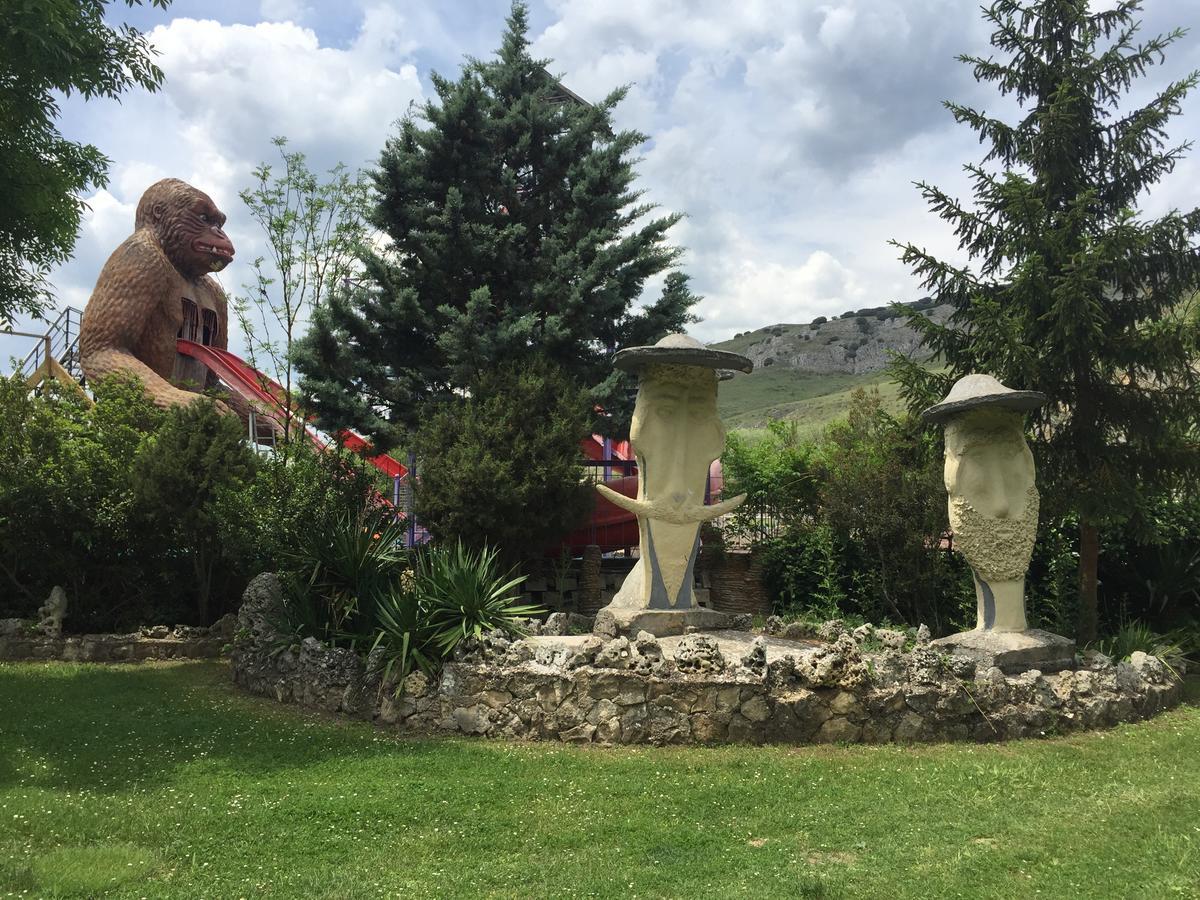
719 368 910 436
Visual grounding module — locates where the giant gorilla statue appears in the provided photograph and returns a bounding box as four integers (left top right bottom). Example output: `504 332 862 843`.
80 178 240 412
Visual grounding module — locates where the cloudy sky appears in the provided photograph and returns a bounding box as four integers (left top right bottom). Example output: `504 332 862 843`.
6 0 1200 366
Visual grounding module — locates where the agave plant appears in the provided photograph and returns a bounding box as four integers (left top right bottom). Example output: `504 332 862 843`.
415 541 543 656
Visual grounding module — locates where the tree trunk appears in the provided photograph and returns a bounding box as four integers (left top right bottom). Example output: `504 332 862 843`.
1076 519 1100 645
194 550 212 625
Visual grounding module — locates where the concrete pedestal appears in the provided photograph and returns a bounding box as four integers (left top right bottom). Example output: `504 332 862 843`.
593 605 733 639
932 628 1075 674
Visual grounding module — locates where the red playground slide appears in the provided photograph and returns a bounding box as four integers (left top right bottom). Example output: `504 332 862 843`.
176 339 407 479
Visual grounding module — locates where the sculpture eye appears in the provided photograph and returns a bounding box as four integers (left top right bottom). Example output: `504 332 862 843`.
198 212 209 224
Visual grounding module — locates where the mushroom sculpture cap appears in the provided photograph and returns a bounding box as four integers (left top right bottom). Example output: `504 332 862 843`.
613 333 754 375
921 373 1047 423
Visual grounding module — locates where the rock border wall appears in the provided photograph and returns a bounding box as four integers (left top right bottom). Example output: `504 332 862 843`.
0 620 234 663
231 574 1182 745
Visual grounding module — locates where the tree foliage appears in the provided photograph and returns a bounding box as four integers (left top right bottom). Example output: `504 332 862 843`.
889 0 1200 641
294 1 697 449
131 400 258 621
0 373 379 630
723 391 973 631
0 0 171 324
235 137 371 439
413 358 593 561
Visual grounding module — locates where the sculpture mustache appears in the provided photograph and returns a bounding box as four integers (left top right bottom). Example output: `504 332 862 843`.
595 484 746 525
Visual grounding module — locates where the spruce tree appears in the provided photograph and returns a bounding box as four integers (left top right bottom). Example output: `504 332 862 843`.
294 2 697 448
890 0 1200 643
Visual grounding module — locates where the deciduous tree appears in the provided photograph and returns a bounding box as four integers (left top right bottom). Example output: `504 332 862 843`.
0 0 170 324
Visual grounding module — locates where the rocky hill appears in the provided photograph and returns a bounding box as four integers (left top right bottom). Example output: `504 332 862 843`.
708 300 951 430
710 300 952 376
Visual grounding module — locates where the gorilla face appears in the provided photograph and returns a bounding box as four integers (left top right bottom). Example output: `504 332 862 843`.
136 179 235 279
185 195 235 274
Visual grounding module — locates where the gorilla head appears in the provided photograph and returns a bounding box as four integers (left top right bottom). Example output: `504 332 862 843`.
135 178 235 279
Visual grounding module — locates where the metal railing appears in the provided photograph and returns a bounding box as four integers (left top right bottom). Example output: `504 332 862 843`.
17 307 84 382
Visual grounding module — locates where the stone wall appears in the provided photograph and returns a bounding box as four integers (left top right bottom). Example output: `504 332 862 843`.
231 573 1182 746
701 549 770 616
520 556 637 613
0 620 233 663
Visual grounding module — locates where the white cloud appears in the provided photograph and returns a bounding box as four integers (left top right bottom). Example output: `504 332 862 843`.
15 0 1197 369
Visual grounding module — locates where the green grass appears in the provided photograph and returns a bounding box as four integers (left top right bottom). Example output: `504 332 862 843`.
2 661 1198 898
717 369 883 426
724 375 909 440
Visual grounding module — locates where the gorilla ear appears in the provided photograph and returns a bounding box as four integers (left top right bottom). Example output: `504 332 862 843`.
150 202 167 223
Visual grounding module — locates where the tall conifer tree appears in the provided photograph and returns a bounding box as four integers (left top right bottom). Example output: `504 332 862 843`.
890 0 1200 642
295 2 696 447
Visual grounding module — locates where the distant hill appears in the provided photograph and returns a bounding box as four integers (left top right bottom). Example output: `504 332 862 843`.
711 299 950 431
711 299 951 376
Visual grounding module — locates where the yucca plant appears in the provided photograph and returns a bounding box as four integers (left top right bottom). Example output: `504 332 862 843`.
415 541 543 656
281 506 410 646
1095 621 1196 680
370 579 437 696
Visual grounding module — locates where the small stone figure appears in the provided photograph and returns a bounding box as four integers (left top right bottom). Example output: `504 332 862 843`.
37 586 67 638
923 374 1074 672
592 334 752 636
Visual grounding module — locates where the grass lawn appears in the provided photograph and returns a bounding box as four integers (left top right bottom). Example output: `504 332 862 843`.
1 662 1198 898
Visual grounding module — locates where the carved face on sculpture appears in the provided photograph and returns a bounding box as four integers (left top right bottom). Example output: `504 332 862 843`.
632 364 725 513
944 407 1039 583
135 179 235 279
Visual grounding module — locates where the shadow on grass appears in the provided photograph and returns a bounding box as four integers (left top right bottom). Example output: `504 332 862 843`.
0 661 448 794
1183 674 1200 705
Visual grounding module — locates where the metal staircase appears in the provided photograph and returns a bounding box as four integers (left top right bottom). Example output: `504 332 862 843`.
16 306 84 380
12 307 86 395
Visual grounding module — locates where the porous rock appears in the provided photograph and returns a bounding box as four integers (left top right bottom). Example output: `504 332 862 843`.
225 573 1183 749
595 636 634 669
740 636 767 674
673 634 725 674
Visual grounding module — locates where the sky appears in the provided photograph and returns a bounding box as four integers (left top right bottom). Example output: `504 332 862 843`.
5 0 1200 367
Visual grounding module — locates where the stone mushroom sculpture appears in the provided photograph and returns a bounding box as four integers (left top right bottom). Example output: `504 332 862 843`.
922 374 1074 672
592 334 752 638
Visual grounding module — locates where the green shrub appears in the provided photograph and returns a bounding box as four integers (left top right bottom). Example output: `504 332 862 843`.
217 436 386 582
723 390 973 632
0 373 385 630
1095 620 1195 679
0 373 165 628
280 507 410 648
721 419 819 546
276 524 540 690
370 575 434 692
414 357 593 562
131 398 259 622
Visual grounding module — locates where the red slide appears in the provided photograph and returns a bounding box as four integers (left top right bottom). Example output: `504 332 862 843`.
176 339 407 479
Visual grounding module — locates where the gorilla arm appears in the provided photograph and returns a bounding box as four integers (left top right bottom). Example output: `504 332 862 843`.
79 234 231 414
